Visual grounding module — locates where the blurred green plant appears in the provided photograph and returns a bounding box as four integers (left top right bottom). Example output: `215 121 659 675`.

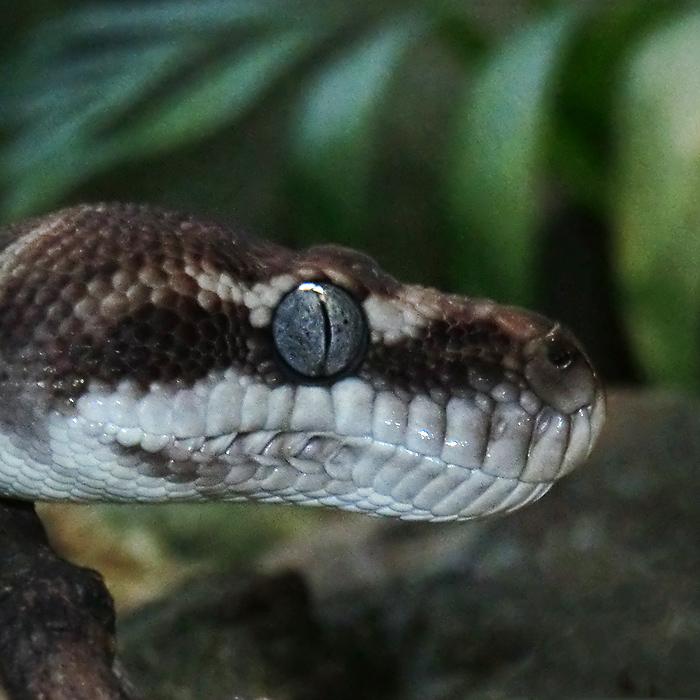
1 0 699 389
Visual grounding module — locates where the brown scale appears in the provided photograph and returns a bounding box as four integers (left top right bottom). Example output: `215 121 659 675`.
359 318 518 400
0 204 293 400
0 203 559 408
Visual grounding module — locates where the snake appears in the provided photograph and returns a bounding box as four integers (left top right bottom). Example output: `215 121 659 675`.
0 203 605 522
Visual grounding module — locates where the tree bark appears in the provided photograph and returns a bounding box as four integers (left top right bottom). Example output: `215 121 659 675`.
0 498 138 700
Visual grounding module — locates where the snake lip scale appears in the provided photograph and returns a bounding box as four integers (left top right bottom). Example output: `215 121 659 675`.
0 203 605 521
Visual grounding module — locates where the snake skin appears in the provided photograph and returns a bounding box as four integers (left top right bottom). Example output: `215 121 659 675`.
0 203 605 521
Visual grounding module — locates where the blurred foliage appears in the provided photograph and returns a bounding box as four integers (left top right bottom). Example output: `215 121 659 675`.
38 500 331 609
1 0 700 389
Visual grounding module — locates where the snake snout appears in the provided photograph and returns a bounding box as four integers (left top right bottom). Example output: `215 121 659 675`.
523 325 599 415
509 324 606 483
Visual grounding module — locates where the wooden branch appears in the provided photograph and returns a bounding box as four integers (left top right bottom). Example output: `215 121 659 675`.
0 498 138 700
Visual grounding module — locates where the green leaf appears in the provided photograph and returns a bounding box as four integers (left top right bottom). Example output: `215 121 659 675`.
549 2 677 212
447 8 579 305
291 14 430 242
4 42 197 170
1 41 203 219
35 0 305 40
0 0 329 220
616 11 700 388
112 30 316 157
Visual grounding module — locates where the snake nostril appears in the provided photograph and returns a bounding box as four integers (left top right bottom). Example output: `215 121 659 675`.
545 337 575 371
524 327 597 414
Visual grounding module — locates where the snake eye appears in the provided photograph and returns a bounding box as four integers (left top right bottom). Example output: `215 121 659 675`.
272 281 368 381
524 327 597 414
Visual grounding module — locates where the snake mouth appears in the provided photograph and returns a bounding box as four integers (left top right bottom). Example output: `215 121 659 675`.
517 386 605 483
221 377 606 521
34 365 606 523
225 429 558 521
408 378 605 487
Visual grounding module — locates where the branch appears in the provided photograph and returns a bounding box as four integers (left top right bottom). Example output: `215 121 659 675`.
0 498 138 700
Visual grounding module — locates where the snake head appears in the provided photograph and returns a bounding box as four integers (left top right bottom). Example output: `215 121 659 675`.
264 246 606 516
0 204 605 521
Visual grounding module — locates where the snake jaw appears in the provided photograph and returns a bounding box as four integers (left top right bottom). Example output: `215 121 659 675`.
516 322 606 482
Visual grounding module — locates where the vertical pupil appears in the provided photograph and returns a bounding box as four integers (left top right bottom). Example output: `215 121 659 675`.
272 282 367 381
317 292 333 370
